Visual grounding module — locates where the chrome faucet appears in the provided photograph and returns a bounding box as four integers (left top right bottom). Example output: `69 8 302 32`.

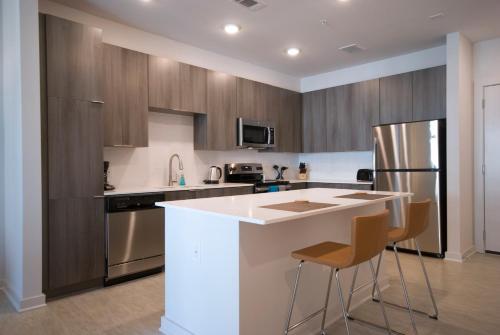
168 154 184 186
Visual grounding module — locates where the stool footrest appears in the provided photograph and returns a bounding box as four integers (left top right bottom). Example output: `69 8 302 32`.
347 314 406 335
287 308 326 332
372 298 438 319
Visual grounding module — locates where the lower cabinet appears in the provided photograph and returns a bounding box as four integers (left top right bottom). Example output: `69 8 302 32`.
290 182 307 190
165 186 254 201
307 182 373 191
48 198 105 293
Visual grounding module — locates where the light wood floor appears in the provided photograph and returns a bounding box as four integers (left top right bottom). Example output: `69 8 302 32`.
0 252 499 335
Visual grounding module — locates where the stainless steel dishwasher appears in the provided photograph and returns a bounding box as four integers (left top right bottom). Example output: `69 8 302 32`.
105 193 165 282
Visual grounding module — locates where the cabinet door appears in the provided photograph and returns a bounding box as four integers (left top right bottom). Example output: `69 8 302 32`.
412 65 446 121
48 97 103 199
165 190 196 201
380 72 412 124
180 64 207 114
205 71 237 150
48 198 105 290
326 85 351 152
103 44 148 147
148 55 181 111
45 15 103 101
351 79 380 150
302 90 327 152
278 89 302 152
224 186 254 196
237 78 258 120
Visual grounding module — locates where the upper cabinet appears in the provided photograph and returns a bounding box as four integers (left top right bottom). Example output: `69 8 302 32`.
379 72 413 124
148 55 207 114
236 78 277 123
326 79 380 152
277 89 302 153
194 71 237 151
103 44 148 147
412 65 446 121
302 89 327 152
45 15 103 101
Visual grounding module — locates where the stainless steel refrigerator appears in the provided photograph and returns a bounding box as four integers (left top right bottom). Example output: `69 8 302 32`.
373 120 446 258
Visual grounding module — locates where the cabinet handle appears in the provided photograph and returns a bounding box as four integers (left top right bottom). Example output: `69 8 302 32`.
112 144 134 148
91 100 104 104
93 195 105 199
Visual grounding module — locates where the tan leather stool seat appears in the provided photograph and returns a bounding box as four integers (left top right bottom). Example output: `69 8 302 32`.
388 227 406 243
292 242 353 269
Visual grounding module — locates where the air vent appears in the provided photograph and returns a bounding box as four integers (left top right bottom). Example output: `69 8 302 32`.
233 0 267 11
338 44 366 53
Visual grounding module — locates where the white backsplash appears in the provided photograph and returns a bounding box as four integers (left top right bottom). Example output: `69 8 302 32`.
298 152 373 181
104 112 300 188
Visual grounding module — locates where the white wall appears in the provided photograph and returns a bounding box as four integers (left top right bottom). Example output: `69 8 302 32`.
1 0 45 311
445 32 475 262
105 112 299 188
38 0 301 92
301 45 446 92
473 37 500 252
298 152 372 182
0 0 5 288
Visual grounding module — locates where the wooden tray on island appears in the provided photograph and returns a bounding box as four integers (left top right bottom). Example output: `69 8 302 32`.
260 200 338 213
335 192 391 201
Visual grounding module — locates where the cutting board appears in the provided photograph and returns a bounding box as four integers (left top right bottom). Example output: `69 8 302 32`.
335 192 391 201
260 200 338 213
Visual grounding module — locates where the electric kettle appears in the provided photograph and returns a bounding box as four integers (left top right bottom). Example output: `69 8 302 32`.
204 166 222 184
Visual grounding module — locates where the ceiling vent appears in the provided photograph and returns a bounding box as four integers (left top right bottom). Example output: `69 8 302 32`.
338 44 365 53
233 0 267 11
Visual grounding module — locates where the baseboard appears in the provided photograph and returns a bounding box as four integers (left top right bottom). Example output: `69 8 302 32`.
159 277 390 335
445 246 476 263
2 281 46 312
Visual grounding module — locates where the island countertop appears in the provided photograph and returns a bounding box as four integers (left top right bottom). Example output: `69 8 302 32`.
156 188 411 225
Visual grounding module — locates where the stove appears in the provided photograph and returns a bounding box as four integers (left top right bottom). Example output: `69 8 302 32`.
224 163 292 193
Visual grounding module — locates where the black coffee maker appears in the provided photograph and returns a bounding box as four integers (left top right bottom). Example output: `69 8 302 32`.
104 161 115 191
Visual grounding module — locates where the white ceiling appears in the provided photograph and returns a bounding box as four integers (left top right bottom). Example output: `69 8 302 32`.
52 0 500 77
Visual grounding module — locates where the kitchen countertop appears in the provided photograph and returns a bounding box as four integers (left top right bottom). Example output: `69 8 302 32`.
103 182 254 196
156 188 410 225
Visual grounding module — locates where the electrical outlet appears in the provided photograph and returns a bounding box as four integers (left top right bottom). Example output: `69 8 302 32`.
192 242 201 263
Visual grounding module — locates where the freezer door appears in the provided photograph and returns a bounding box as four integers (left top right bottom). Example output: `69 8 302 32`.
376 171 443 254
373 120 441 170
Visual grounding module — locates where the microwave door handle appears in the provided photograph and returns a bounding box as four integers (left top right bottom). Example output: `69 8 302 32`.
266 127 271 145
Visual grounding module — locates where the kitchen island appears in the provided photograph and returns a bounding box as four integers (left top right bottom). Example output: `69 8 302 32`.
156 188 411 335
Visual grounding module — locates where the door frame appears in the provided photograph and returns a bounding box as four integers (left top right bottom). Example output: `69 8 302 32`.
476 83 500 253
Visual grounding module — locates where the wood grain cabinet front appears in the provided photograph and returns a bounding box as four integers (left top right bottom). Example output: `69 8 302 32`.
412 65 446 121
302 89 327 152
380 72 413 125
148 55 207 114
45 15 103 101
103 44 148 147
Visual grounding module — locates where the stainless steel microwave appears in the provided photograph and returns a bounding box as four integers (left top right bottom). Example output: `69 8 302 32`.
237 118 275 149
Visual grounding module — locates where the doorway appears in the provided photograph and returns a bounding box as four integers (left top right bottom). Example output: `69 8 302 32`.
484 84 500 254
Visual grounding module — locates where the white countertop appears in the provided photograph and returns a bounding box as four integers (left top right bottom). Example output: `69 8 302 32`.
287 179 373 185
156 188 410 225
104 183 254 196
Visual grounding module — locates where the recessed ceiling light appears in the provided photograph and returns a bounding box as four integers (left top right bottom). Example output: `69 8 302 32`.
140 0 152 3
286 47 301 57
338 0 350 2
224 24 241 35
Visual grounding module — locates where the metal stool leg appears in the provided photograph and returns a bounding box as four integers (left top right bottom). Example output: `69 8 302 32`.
372 252 383 300
415 239 439 319
320 267 335 335
369 259 392 335
393 243 418 335
335 269 351 335
284 261 303 335
345 264 359 315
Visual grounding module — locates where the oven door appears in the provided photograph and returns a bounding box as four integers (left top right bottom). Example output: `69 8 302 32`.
237 118 275 148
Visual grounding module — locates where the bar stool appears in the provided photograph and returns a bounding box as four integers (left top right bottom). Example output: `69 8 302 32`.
349 199 439 335
284 210 392 335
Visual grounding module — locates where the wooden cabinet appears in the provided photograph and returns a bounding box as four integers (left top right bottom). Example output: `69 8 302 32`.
380 72 413 124
45 15 103 102
302 89 327 152
194 186 253 199
194 71 237 150
103 44 148 147
43 16 105 296
325 80 379 152
148 55 207 114
277 89 302 152
290 182 307 190
412 65 446 121
236 78 277 123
